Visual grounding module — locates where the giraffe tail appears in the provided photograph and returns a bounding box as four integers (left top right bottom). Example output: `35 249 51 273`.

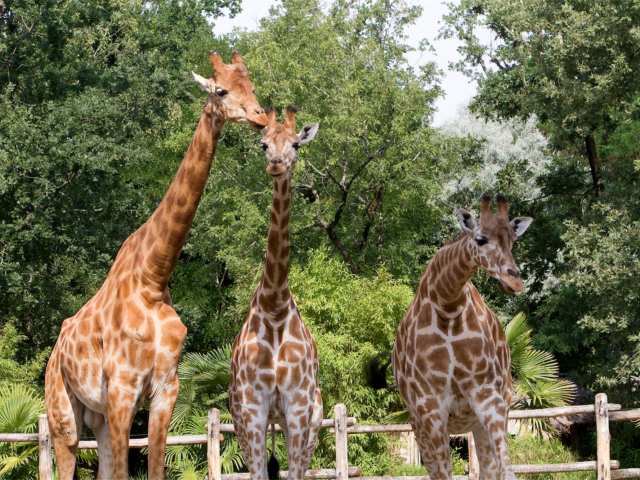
365 351 393 390
268 423 280 480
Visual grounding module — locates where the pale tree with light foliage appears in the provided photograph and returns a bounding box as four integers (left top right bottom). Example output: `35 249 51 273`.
440 105 551 210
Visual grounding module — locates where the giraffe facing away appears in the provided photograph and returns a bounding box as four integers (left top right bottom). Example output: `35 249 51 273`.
368 195 532 480
44 51 267 480
229 107 322 480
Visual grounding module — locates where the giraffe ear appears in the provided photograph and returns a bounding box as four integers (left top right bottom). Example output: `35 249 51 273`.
511 217 533 237
261 127 268 137
298 123 319 144
458 209 476 234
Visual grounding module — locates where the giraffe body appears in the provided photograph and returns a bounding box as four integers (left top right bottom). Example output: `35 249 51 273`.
389 196 532 480
44 51 267 480
230 107 322 480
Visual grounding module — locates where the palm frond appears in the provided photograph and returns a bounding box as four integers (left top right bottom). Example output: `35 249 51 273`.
504 312 532 365
0 384 45 433
178 346 232 389
0 445 38 476
220 437 245 474
382 410 411 425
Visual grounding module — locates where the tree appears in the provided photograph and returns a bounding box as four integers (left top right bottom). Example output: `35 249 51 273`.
441 0 640 196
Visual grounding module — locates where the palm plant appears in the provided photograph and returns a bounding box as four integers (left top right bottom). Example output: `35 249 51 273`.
380 313 575 436
0 384 45 478
505 312 575 435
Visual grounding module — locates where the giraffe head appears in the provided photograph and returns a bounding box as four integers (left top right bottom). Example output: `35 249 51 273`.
192 51 268 129
260 106 319 177
457 195 532 293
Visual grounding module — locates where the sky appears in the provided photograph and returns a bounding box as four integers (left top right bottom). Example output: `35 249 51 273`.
213 0 486 126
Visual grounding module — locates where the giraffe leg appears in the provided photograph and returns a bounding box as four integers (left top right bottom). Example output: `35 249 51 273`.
412 411 452 480
300 388 323 470
87 412 114 480
282 402 315 480
107 381 138 480
471 425 500 480
45 359 84 480
147 377 180 480
470 396 517 480
230 396 269 480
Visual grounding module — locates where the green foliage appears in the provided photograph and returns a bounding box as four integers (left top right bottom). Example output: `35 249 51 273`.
0 322 49 387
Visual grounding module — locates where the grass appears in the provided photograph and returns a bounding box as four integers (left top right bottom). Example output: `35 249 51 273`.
507 436 594 480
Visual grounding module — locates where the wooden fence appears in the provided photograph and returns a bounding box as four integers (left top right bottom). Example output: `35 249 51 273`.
2 393 640 479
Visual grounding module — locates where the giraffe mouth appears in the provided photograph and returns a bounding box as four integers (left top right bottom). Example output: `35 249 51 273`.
501 281 516 294
249 119 267 130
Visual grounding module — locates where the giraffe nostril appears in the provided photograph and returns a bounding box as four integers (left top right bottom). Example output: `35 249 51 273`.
255 109 262 115
507 269 520 279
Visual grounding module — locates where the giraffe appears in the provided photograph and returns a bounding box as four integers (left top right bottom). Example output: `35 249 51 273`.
229 106 322 480
367 195 532 480
44 51 268 480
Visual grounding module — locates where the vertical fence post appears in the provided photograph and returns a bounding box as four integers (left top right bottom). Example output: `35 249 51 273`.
335 404 348 480
595 393 611 480
207 408 221 480
468 432 479 480
38 414 53 480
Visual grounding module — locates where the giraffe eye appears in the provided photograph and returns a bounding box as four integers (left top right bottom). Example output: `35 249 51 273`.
216 89 228 97
261 143 268 151
475 237 488 246
292 142 301 150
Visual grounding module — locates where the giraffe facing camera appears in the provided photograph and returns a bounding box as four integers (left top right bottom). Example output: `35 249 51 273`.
367 195 532 480
230 107 322 480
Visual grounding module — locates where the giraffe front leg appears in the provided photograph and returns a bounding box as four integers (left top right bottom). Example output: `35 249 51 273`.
148 376 180 480
469 393 517 480
472 425 500 480
107 381 138 480
411 406 452 480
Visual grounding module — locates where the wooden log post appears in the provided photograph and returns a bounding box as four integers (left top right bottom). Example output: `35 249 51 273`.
596 393 611 480
334 404 349 480
207 408 222 480
38 414 53 480
468 432 479 480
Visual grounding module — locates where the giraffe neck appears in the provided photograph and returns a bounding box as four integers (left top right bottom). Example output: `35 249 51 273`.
140 102 224 294
424 233 479 313
257 172 292 318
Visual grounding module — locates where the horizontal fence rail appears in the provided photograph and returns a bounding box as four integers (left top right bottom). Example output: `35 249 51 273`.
2 395 639 479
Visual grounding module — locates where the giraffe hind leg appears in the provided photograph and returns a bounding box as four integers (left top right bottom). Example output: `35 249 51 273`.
45 358 84 480
47 392 84 480
300 389 323 470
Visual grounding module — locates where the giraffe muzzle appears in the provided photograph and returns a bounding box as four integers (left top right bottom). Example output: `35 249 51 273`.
500 273 523 294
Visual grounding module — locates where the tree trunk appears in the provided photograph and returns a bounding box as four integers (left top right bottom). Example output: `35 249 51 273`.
585 135 604 196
